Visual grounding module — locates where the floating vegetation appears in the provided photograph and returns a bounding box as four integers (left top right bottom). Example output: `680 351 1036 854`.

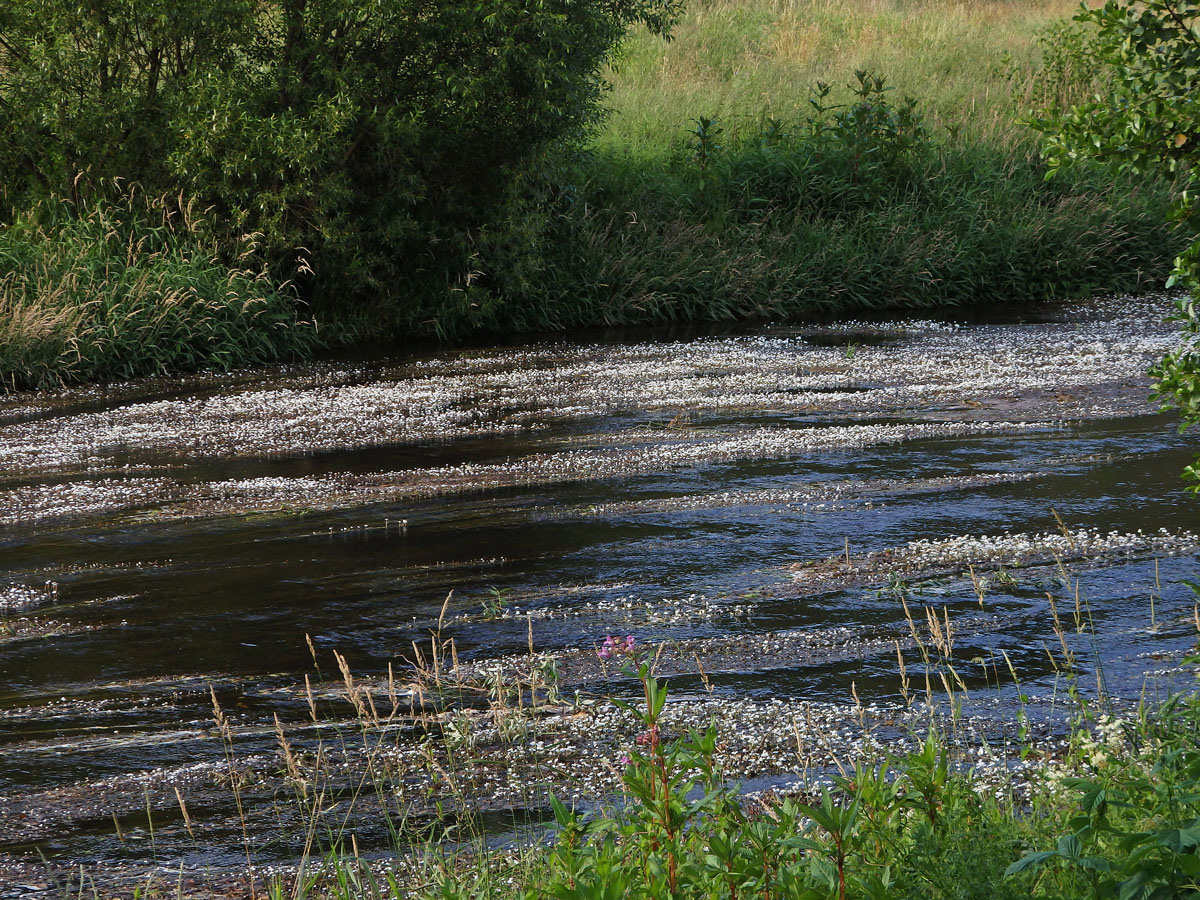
1 294 1197 894
791 527 1200 594
571 470 1046 517
0 422 1041 526
0 292 1182 529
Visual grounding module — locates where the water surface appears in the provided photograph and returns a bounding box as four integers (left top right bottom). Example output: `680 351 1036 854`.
1 294 1197 893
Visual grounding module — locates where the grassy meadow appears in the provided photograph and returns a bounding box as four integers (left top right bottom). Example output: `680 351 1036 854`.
453 0 1179 338
598 0 1092 153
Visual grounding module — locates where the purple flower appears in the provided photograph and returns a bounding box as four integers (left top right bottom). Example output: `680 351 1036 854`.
597 634 637 661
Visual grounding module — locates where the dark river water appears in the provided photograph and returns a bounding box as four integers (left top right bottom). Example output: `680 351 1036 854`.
0 294 1197 894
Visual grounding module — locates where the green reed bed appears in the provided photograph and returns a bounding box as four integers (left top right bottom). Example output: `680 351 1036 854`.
0 191 317 391
463 78 1180 337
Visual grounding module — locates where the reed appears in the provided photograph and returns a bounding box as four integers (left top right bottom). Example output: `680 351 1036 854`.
0 188 317 391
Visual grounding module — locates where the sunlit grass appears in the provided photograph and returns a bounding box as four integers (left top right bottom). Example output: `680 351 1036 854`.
598 0 1086 155
0 189 317 390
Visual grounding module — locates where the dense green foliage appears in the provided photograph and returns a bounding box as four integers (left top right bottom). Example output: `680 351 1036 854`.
0 190 315 389
0 0 1189 386
527 650 1030 900
1034 0 1200 488
301 647 1200 900
0 0 680 321
459 77 1177 335
499 694 1200 900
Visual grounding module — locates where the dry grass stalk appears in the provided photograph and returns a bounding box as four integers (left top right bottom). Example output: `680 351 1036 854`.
694 652 714 694
895 640 911 706
968 564 986 608
174 786 195 839
1046 593 1076 669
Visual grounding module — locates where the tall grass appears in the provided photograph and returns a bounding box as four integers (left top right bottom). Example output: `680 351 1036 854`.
389 0 1179 341
0 189 317 391
598 0 1094 155
244 603 1200 900
461 83 1178 337
56 561 1196 900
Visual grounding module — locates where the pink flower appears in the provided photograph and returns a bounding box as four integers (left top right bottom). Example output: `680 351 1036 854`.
597 634 635 661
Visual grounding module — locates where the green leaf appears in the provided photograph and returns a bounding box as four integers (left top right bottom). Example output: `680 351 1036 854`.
550 794 574 828
1118 868 1151 900
1005 850 1057 876
1155 823 1200 853
1057 833 1083 860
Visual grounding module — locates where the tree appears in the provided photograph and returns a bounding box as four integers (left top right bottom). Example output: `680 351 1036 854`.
1034 0 1199 488
0 0 681 328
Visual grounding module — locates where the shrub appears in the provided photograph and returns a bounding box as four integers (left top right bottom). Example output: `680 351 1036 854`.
0 0 681 329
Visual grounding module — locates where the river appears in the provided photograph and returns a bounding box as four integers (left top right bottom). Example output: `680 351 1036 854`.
0 293 1197 896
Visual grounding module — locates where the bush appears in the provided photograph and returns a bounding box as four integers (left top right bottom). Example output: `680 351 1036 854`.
429 638 1200 900
460 76 1180 337
0 0 681 330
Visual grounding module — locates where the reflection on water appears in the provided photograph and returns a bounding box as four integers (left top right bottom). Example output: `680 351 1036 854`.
0 293 1197 886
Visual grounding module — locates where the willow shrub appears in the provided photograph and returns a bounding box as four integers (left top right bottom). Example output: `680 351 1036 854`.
0 191 316 390
0 0 681 331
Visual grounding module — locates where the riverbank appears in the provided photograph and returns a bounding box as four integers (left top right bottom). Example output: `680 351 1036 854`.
0 0 1185 390
0 193 318 391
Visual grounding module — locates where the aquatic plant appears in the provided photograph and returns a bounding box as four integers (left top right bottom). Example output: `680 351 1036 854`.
47 547 1195 900
480 587 514 620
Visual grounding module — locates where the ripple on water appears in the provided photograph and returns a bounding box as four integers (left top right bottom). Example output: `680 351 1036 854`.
0 292 1195 887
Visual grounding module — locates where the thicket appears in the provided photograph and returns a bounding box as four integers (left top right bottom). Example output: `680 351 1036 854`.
0 0 1189 386
0 0 679 338
1032 0 1200 490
